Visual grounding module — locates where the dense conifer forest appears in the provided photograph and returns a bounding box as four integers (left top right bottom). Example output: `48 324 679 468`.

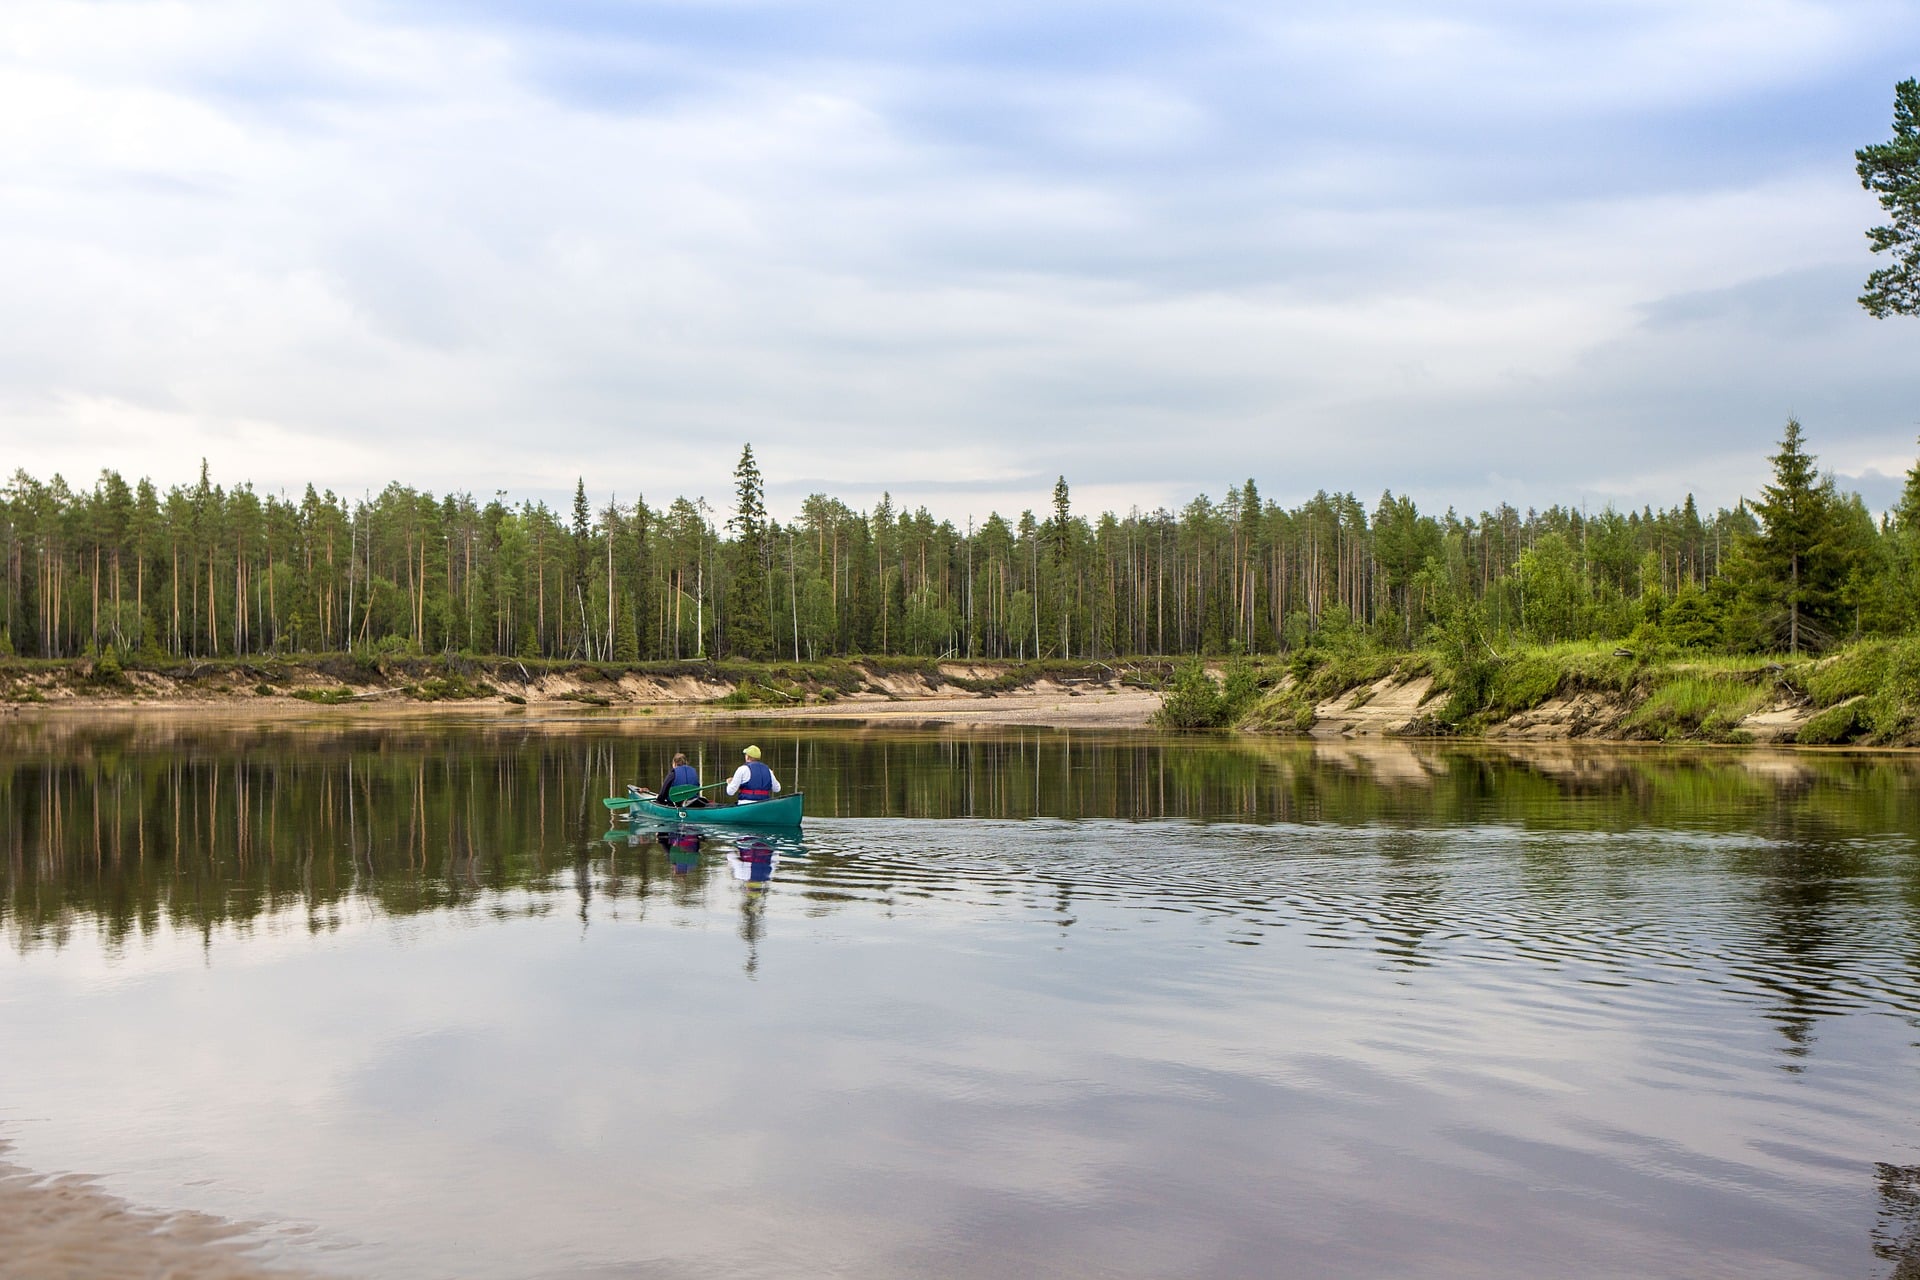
2 426 1916 666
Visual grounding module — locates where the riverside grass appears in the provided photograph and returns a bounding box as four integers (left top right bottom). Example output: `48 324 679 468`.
1624 677 1771 742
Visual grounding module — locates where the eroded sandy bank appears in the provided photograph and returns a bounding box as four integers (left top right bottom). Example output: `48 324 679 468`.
699 683 1163 728
1 660 1166 731
1302 672 1824 743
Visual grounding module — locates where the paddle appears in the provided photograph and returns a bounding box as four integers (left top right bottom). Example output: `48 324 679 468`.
607 781 730 810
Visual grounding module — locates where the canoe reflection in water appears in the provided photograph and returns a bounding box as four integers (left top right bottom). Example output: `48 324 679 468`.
727 835 778 886
718 831 807 977
603 824 808 973
657 828 705 876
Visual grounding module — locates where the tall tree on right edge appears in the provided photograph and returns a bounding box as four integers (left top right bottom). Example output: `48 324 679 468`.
1857 78 1920 318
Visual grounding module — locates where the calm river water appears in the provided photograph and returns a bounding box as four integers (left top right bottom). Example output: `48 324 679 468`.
3 717 1919 1279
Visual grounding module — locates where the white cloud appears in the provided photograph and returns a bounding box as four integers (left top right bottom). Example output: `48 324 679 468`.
0 0 1916 522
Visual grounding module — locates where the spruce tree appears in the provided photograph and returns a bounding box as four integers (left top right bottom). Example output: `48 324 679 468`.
1048 476 1071 655
1897 439 1920 548
725 445 771 658
614 590 639 662
1893 439 1920 627
1748 418 1842 653
569 478 591 626
1857 79 1920 318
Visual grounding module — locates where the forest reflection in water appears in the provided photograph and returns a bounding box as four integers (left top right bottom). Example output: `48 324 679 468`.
4 716 1916 1039
3 716 1920 1278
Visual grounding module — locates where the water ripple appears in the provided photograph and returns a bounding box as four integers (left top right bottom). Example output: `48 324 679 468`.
774 818 1920 1027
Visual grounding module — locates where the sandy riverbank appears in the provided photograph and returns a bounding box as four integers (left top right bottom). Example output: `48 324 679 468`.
0 657 1165 731
0 1147 311 1280
8 654 1892 746
699 683 1163 728
1 674 1165 731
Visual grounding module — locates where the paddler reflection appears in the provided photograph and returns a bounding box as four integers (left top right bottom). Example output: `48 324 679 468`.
720 833 807 977
657 827 704 875
726 835 778 886
729 835 775 976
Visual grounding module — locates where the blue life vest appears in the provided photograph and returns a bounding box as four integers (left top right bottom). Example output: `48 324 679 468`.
738 760 774 800
667 764 699 791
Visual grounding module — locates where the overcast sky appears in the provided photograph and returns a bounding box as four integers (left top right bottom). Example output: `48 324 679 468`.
2 0 1917 524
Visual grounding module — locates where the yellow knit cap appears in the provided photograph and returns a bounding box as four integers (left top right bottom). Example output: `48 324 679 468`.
743 744 762 759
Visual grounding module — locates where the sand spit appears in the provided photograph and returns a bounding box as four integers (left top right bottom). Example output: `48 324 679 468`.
0 1147 314 1280
0 658 1165 731
714 682 1164 729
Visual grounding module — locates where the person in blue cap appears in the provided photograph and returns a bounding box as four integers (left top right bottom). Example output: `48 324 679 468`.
726 744 780 802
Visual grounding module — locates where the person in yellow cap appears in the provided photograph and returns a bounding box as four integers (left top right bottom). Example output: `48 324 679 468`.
726 744 781 803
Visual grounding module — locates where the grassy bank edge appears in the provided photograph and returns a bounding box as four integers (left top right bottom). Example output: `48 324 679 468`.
1223 637 1920 747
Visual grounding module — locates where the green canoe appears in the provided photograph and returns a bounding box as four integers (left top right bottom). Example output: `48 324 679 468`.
605 792 804 828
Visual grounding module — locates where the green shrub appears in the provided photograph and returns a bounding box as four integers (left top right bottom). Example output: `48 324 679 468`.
406 674 495 702
1866 638 1920 740
1806 642 1890 707
85 650 132 691
720 679 804 707
1154 661 1241 728
1620 620 1666 661
1219 660 1262 713
293 687 356 705
1797 699 1867 745
1190 657 1299 729
1430 604 1496 726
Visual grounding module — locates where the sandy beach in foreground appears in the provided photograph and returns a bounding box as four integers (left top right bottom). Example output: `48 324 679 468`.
0 1148 310 1280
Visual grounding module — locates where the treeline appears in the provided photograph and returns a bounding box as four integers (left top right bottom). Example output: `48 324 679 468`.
2 425 1915 664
